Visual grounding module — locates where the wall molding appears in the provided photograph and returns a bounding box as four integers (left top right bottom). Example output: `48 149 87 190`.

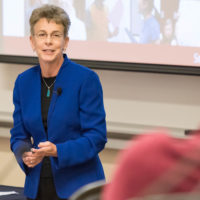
0 111 187 150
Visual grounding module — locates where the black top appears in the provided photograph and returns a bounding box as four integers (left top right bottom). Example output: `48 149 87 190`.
41 76 56 133
40 76 56 178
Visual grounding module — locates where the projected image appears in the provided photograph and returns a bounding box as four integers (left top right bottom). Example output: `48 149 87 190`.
24 0 87 40
127 0 161 44
159 0 179 45
23 0 129 42
1 0 200 66
2 0 200 46
22 0 200 47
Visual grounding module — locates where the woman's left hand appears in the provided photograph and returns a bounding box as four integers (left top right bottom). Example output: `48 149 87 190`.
32 141 58 157
22 151 44 168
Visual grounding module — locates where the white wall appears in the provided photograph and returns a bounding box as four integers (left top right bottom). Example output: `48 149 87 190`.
1 62 200 140
0 62 200 186
97 69 200 138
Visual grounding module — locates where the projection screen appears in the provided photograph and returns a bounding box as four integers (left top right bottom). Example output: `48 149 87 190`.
1 0 200 73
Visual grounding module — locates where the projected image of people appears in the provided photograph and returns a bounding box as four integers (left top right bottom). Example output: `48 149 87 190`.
160 0 180 45
25 0 87 40
126 0 160 44
86 0 119 41
2 0 200 67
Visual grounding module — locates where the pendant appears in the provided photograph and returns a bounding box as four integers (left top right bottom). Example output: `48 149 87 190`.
47 88 50 98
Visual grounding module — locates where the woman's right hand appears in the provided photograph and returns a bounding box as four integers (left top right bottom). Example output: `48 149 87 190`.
22 150 44 168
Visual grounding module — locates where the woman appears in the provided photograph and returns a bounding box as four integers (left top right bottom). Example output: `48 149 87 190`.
10 4 107 200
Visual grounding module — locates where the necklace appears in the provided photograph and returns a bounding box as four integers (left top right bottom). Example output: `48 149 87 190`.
42 77 56 98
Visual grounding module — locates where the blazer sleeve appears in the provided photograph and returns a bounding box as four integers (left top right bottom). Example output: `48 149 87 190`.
10 75 32 174
55 71 107 169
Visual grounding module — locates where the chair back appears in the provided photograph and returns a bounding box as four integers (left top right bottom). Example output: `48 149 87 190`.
69 180 106 200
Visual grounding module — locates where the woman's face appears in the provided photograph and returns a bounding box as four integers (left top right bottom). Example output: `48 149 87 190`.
30 18 69 64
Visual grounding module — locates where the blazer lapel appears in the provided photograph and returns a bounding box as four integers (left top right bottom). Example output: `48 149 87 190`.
29 66 47 141
47 56 69 129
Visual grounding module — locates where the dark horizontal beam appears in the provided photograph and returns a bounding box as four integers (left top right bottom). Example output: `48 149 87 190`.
0 121 13 128
0 120 134 140
0 120 192 140
1 54 200 76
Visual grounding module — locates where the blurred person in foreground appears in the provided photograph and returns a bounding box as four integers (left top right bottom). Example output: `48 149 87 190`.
102 129 200 200
10 4 107 200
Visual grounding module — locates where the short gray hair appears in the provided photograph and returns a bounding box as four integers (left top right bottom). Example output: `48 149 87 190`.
29 4 71 37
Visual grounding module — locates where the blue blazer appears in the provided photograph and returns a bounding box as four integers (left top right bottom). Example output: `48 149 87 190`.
10 55 107 199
